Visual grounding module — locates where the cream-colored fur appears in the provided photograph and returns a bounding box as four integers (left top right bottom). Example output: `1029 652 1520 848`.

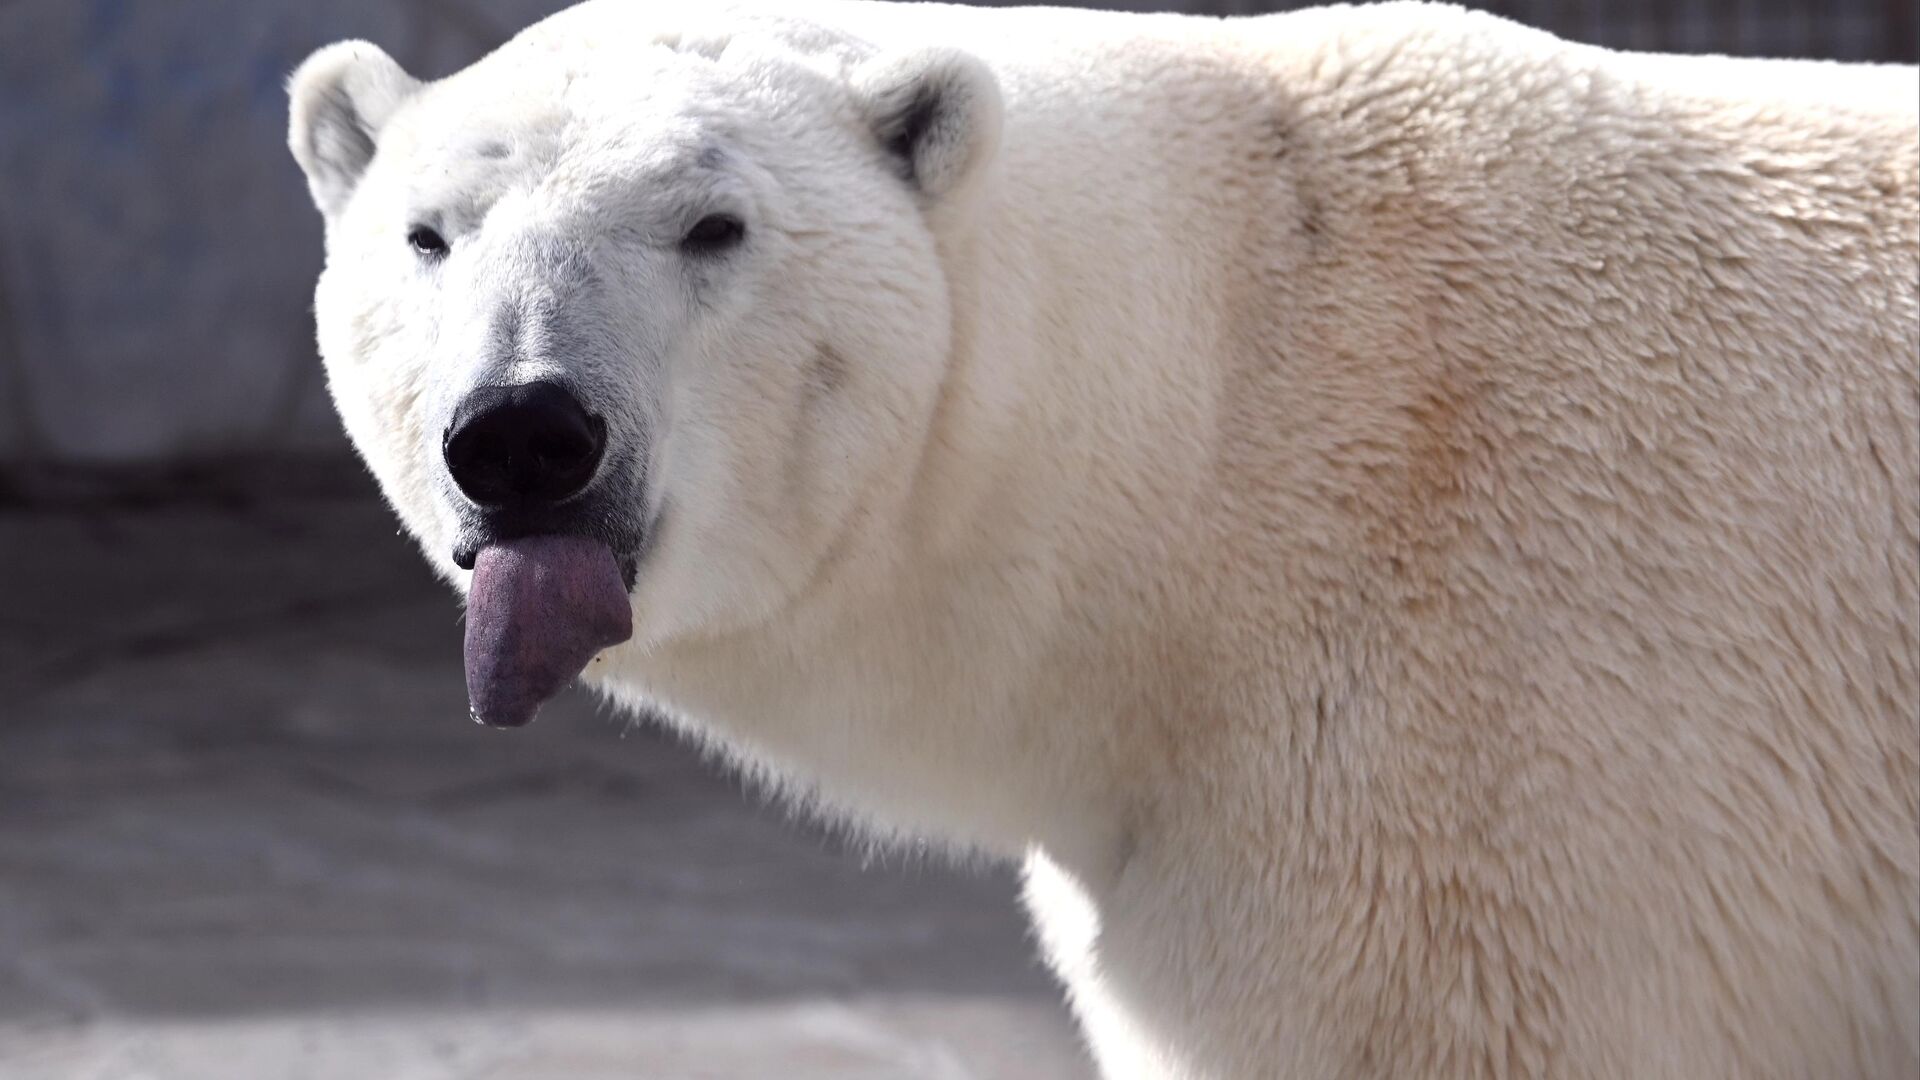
292 3 1920 1076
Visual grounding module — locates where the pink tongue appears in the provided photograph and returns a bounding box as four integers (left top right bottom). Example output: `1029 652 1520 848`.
464 535 633 728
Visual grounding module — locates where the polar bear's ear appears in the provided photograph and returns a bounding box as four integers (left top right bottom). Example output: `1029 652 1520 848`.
288 41 421 219
852 47 1002 200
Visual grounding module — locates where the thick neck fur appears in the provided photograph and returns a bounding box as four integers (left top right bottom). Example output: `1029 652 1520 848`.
599 13 1441 882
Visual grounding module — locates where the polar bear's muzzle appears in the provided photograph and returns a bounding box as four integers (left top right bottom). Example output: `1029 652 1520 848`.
440 380 641 729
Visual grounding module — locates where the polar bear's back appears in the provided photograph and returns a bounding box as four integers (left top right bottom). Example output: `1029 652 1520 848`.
899 5 1917 1076
1092 9 1919 1077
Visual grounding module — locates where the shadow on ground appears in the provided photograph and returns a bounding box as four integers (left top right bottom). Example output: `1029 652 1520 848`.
0 494 1090 1079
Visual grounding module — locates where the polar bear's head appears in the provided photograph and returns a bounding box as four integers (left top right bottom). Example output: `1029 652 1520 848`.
289 8 1001 725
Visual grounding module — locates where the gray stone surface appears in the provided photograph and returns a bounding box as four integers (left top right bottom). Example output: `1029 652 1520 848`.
0 495 1091 1079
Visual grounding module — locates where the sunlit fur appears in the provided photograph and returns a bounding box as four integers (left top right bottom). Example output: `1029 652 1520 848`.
293 3 1920 1076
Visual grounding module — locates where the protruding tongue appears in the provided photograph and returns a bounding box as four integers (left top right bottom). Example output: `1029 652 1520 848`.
464 535 632 728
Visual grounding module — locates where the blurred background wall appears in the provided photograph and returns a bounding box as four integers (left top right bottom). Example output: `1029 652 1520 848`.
0 0 1912 497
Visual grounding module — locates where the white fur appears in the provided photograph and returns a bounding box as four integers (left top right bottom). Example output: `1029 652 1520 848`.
292 3 1920 1075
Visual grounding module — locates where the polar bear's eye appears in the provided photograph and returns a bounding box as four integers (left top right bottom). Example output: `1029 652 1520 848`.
681 214 746 254
407 226 449 259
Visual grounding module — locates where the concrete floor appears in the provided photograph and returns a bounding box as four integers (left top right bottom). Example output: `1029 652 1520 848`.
0 494 1092 1079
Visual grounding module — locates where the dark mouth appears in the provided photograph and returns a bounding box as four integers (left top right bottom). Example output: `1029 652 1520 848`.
452 540 639 592
451 504 658 593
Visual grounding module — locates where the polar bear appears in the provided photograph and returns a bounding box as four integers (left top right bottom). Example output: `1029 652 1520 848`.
288 2 1919 1076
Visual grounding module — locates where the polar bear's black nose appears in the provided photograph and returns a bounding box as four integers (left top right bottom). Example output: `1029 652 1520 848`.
443 381 607 509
